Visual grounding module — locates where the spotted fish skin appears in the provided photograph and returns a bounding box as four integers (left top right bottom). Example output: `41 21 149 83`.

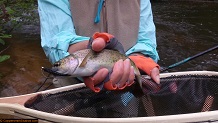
50 49 142 88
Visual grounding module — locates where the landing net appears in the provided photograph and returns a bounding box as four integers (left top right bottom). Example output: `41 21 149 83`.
25 72 218 118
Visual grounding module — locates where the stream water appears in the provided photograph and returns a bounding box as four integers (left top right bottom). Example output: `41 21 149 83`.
0 34 52 97
0 0 217 118
153 1 218 72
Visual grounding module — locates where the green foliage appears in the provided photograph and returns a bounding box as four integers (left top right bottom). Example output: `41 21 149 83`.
0 55 10 62
0 38 5 45
0 37 10 63
0 0 37 64
0 0 38 33
5 6 14 15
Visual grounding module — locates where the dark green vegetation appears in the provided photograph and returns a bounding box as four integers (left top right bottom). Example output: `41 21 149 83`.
0 0 37 77
0 0 37 61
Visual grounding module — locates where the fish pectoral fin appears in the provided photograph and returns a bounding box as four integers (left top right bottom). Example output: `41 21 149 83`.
79 60 87 67
79 49 94 67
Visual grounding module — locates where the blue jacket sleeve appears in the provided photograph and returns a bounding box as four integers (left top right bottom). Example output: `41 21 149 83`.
126 0 159 62
38 0 89 64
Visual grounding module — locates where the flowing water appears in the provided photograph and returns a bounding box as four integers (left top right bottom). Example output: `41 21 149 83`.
0 0 217 118
0 33 52 97
153 1 218 72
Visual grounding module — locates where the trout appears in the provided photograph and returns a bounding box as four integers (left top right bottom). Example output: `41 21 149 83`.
43 49 142 89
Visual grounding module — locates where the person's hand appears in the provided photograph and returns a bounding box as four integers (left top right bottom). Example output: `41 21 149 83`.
83 32 134 92
150 67 160 84
91 37 106 52
129 54 160 84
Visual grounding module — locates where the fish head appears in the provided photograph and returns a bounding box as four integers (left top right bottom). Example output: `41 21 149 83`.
52 55 79 75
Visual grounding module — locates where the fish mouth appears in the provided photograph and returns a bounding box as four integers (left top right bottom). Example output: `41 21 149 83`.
41 67 70 76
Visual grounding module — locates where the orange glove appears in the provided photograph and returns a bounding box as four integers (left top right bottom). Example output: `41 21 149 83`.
129 54 160 76
87 32 125 54
84 32 132 92
84 60 135 92
129 54 161 94
92 32 114 43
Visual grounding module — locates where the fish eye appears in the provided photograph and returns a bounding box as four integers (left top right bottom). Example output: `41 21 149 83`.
54 62 60 67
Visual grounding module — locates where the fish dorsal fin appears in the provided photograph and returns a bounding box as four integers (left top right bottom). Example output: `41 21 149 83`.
79 49 93 67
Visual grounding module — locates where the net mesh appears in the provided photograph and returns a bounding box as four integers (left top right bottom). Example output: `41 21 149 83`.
25 74 218 118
